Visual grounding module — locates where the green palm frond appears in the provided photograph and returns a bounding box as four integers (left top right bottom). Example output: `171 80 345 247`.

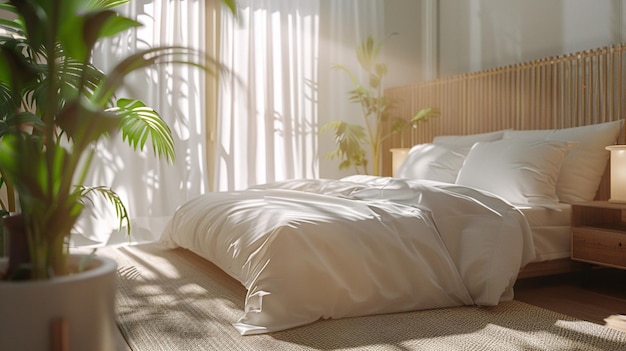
0 112 44 138
385 107 439 140
86 0 131 11
58 54 106 98
356 36 375 73
77 185 130 235
218 0 238 16
410 107 439 124
0 4 23 36
320 120 368 171
0 83 14 121
20 55 106 116
110 98 175 162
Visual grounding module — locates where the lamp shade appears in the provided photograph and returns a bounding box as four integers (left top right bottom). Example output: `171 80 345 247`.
605 145 626 203
390 148 410 177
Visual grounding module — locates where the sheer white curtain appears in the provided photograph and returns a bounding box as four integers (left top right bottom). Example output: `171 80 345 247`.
215 0 320 191
216 0 385 189
74 0 210 246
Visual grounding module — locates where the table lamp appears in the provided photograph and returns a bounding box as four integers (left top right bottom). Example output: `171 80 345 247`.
605 145 626 203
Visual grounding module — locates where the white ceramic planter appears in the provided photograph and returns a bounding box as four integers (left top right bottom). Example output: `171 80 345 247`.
0 255 118 351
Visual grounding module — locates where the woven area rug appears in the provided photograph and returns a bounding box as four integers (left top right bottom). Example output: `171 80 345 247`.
96 243 626 351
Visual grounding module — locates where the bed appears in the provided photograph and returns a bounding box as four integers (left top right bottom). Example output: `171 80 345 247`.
162 175 535 335
161 44 626 335
383 44 626 278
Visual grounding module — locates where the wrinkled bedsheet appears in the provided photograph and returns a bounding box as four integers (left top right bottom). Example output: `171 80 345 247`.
161 175 535 335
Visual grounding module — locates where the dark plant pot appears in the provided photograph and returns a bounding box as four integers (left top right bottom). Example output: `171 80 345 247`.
1 214 31 280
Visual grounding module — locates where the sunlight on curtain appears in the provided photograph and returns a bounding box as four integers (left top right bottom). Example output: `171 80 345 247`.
215 0 320 191
74 0 210 246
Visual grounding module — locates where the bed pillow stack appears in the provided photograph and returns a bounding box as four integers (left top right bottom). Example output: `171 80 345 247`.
396 130 506 183
397 119 624 207
455 138 575 208
501 120 624 204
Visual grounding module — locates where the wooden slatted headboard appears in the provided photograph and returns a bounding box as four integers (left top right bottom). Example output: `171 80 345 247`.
382 44 626 200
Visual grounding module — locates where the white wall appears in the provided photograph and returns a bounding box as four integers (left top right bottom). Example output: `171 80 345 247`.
439 0 626 77
383 0 424 87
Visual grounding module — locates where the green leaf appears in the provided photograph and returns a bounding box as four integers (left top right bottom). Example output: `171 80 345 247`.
375 63 387 77
78 185 130 235
57 54 106 101
0 133 46 201
0 17 24 35
389 118 408 134
0 83 14 121
0 135 21 186
55 100 121 148
320 120 368 172
0 57 13 92
9 1 47 51
220 0 238 15
57 0 138 62
0 112 45 138
59 10 124 62
0 4 18 14
410 107 440 123
356 36 376 72
86 0 131 11
112 98 176 162
333 64 360 89
95 13 141 38
0 41 42 92
14 111 45 126
369 73 381 89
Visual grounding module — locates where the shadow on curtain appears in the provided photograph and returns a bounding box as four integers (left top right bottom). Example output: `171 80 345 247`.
74 0 212 247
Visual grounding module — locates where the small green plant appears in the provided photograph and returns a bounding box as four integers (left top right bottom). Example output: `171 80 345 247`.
321 34 438 176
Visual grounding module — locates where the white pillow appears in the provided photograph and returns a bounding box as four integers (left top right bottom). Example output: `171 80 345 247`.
503 120 623 203
456 139 574 207
433 129 507 146
396 143 472 183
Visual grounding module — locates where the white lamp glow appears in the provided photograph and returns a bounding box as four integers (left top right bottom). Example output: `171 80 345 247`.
606 145 626 203
390 148 410 177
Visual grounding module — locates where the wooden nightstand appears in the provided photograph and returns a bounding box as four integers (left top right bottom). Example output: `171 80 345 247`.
571 201 626 269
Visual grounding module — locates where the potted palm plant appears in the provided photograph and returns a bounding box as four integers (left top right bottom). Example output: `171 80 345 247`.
321 34 438 176
0 0 235 350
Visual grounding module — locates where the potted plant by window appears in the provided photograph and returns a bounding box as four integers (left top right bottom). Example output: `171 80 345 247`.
321 34 438 176
0 0 235 350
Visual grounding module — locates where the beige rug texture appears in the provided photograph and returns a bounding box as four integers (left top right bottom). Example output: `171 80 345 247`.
97 243 626 351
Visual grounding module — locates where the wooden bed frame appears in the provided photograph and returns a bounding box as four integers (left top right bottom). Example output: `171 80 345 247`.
382 43 626 279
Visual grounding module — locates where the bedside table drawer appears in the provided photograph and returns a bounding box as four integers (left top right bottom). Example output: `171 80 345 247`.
572 227 626 268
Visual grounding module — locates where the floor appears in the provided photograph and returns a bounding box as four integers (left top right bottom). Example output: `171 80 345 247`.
514 267 626 326
111 264 626 350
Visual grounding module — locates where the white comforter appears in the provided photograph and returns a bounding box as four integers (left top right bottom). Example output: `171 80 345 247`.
161 175 535 335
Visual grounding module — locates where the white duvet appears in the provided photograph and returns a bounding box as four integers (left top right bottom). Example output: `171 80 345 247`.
161 175 535 335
